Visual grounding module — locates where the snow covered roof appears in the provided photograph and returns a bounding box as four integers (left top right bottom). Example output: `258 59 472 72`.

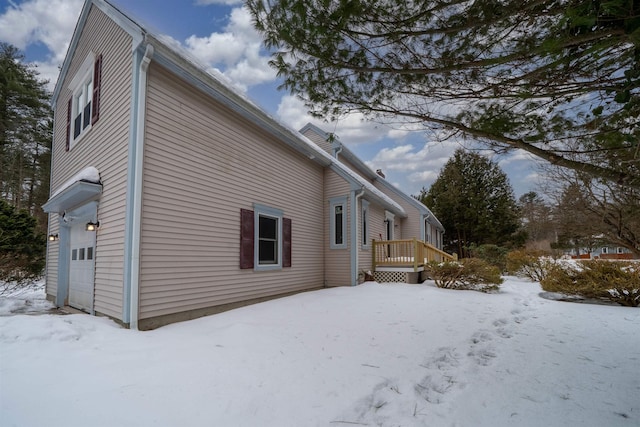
50 166 101 199
43 167 102 214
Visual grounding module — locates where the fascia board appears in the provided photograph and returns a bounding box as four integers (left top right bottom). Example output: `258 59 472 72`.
52 0 145 106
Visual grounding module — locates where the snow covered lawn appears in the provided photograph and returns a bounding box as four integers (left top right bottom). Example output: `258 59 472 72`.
1 277 638 427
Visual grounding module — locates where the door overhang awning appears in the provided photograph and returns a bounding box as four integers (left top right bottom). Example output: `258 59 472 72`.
43 181 102 214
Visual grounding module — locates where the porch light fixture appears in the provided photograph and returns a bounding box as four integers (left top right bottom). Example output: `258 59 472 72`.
48 233 59 241
86 221 100 231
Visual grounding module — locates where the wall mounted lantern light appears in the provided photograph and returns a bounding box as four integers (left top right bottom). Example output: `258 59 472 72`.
48 233 59 241
86 221 100 231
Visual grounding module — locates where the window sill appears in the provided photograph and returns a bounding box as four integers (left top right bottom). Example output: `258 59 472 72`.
254 264 282 271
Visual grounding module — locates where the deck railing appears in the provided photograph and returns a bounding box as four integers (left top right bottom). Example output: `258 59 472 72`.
372 238 456 272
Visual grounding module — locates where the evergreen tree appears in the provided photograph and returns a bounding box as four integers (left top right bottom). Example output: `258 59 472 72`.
0 43 52 233
0 198 45 287
249 0 640 188
420 149 522 257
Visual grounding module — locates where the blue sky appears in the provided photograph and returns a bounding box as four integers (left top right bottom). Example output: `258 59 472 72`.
0 0 544 198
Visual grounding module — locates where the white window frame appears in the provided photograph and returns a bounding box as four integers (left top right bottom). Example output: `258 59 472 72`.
601 247 609 254
361 200 370 250
617 247 624 254
253 203 283 270
424 218 431 244
385 211 395 240
68 53 95 149
330 196 347 250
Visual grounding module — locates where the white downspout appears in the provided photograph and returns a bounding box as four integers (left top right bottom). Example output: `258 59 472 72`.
351 187 365 286
129 44 154 330
333 142 343 159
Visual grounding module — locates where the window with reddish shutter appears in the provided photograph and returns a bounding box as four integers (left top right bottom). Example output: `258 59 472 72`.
240 206 291 270
66 53 102 150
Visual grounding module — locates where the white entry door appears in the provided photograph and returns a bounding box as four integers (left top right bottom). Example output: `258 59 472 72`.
69 223 96 311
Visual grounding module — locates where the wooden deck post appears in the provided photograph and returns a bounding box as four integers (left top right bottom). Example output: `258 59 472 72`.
372 239 377 271
413 238 418 272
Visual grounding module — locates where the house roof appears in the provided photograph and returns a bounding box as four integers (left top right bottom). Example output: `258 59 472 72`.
53 0 406 218
301 123 443 230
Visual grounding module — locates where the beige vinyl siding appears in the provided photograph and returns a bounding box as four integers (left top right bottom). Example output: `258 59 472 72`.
138 64 324 320
337 156 374 182
301 128 332 155
323 168 351 287
47 5 133 319
45 216 59 298
373 181 423 240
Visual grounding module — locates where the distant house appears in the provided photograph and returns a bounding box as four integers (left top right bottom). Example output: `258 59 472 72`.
43 0 451 330
570 245 637 260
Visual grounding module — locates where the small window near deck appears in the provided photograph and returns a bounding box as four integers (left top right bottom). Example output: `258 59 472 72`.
362 200 370 249
330 197 347 249
335 205 343 245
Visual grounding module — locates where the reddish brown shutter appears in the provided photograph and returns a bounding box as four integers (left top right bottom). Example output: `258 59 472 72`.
65 98 72 151
91 54 102 125
240 209 254 269
283 217 292 268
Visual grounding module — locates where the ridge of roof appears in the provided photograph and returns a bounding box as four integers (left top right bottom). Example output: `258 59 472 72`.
301 123 444 229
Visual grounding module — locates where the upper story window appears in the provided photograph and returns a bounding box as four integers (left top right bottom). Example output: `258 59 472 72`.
66 53 102 150
330 196 347 249
73 77 93 140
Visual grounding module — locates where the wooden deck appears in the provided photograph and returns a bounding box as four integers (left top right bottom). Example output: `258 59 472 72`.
372 238 456 272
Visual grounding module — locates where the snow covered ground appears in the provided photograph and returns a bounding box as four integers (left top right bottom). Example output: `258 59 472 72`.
1 277 638 427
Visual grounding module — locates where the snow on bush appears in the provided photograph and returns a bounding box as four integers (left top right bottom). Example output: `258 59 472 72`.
426 258 503 293
505 249 556 281
540 260 640 307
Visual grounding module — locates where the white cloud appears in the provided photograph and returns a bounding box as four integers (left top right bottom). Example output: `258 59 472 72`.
185 32 247 66
0 0 81 61
276 95 319 131
184 6 275 91
369 141 457 173
276 95 412 143
0 0 83 90
364 140 461 195
31 60 63 89
408 170 439 184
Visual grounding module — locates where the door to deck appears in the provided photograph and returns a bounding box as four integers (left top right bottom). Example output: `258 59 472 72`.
68 223 96 312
